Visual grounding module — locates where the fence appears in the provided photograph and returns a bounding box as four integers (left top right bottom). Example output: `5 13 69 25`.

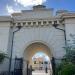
0 57 26 75
0 57 33 75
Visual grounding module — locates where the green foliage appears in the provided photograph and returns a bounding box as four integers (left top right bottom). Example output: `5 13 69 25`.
0 52 6 63
56 46 75 75
56 62 68 75
58 63 75 75
64 46 75 63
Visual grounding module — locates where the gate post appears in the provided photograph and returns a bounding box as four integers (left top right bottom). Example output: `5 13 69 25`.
51 57 56 75
27 61 29 75
30 65 32 75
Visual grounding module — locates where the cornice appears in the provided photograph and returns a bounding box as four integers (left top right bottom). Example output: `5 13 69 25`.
0 16 12 22
13 16 61 22
12 17 62 28
61 13 75 19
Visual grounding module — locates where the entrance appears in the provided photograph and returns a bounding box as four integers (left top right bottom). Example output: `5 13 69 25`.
23 42 53 75
32 52 52 75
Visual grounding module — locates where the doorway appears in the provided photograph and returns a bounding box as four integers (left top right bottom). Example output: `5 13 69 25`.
23 42 53 75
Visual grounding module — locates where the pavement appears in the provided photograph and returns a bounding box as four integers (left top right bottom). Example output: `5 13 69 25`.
32 70 51 75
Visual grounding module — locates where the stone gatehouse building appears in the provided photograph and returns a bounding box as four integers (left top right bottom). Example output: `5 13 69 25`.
0 5 75 75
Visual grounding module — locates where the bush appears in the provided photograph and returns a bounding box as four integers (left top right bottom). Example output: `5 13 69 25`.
64 46 75 63
56 46 75 75
0 52 6 63
57 62 75 75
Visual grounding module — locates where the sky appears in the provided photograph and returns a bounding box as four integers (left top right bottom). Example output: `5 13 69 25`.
32 52 50 61
0 0 75 15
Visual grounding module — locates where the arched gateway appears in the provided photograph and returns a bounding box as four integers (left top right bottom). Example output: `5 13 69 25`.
11 5 66 75
0 3 75 75
0 4 71 75
23 42 53 75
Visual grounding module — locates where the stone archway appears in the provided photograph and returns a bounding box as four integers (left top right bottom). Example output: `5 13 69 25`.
23 42 53 75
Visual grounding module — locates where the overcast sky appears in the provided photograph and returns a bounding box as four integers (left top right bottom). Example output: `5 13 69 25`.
0 0 75 15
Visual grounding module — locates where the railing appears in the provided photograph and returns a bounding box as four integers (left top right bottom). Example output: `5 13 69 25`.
0 57 24 75
0 57 33 75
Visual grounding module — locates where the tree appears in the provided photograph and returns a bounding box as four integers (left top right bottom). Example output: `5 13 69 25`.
56 46 75 75
0 52 6 63
64 46 75 63
58 63 75 75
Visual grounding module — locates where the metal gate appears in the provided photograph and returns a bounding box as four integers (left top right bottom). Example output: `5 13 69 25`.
14 57 23 75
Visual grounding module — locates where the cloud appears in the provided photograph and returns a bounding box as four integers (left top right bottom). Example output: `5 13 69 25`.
6 5 21 14
14 0 47 7
6 0 47 14
6 5 15 14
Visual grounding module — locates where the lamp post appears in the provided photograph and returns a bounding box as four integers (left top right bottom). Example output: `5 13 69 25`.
8 25 23 75
52 21 67 75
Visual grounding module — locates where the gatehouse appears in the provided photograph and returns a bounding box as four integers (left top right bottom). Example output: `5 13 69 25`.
0 5 75 75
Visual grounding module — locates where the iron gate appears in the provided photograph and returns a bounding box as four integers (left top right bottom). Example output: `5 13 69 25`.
14 57 23 75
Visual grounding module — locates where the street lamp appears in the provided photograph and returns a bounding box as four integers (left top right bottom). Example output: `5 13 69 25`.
52 21 67 75
8 24 23 75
